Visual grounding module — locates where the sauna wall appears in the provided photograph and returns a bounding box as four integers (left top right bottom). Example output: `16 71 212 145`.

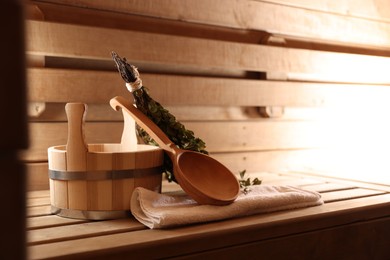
24 0 390 190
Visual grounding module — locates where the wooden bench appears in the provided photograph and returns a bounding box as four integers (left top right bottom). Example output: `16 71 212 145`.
27 171 390 259
22 0 390 258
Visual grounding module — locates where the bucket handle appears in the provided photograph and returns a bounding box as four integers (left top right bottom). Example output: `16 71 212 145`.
65 103 88 171
115 97 138 150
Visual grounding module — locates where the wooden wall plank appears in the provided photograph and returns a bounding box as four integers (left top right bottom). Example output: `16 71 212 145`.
28 68 390 107
29 103 257 122
25 21 390 84
262 0 390 23
28 2 267 45
213 149 323 175
24 1 390 192
22 120 329 162
25 149 327 191
29 103 336 123
27 68 130 104
26 162 50 191
22 122 123 162
32 0 390 49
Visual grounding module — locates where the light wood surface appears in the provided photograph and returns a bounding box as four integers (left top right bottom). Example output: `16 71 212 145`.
263 0 390 22
23 120 330 162
24 0 390 194
26 20 390 84
32 0 390 49
26 171 390 259
27 68 390 106
19 1 390 258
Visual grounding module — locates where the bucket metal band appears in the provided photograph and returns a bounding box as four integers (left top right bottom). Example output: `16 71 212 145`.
51 206 130 220
49 166 163 181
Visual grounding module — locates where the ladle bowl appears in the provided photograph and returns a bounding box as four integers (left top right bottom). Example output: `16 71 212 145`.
110 96 240 205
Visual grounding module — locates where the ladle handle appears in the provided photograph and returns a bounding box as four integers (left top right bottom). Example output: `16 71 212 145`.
110 96 176 154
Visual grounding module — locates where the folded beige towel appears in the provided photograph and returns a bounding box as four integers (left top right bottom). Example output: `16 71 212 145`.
131 185 323 229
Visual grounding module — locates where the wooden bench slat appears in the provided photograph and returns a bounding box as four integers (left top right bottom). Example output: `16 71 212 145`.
27 218 145 246
249 173 310 186
27 197 50 207
27 215 87 230
301 182 356 193
288 170 390 192
27 205 52 218
33 0 390 49
26 20 390 84
320 188 387 203
27 193 390 260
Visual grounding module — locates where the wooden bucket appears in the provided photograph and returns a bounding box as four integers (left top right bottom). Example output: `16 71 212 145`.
48 102 163 220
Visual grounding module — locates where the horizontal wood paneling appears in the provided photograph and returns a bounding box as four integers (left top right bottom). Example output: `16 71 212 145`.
24 1 390 191
27 68 131 104
26 163 50 191
22 2 390 259
26 21 390 84
29 103 344 123
22 122 123 162
28 68 390 107
22 121 328 162
25 149 326 191
28 103 258 122
27 2 268 45
32 0 390 49
263 0 390 22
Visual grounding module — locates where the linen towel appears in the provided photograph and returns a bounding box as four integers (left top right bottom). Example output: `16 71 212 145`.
130 185 323 229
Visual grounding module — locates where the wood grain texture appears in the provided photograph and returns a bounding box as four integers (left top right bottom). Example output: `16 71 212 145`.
65 103 88 171
28 103 330 123
263 0 390 22
31 0 390 49
22 120 329 162
27 68 390 106
28 1 268 45
27 215 87 230
25 21 390 84
27 187 390 259
23 122 123 162
27 219 144 246
27 162 51 191
26 149 326 191
22 1 390 258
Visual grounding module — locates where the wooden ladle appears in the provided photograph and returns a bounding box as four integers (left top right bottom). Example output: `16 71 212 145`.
110 96 240 205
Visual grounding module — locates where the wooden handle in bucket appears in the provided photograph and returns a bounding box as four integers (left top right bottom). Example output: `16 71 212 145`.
115 97 138 150
65 103 88 171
